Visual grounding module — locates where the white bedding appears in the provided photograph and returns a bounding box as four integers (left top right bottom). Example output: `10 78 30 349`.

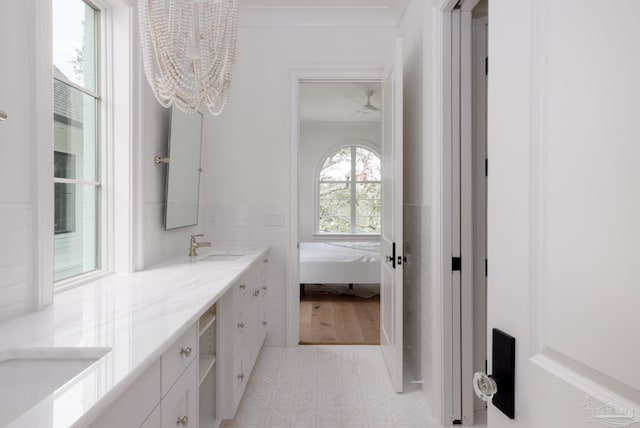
299 241 381 285
299 242 380 263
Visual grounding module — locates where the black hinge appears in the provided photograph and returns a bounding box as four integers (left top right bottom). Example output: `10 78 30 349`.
485 56 488 75
452 256 461 272
485 258 488 276
485 158 488 176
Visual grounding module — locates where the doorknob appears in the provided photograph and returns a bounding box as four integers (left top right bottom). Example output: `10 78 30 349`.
472 372 497 401
473 328 515 419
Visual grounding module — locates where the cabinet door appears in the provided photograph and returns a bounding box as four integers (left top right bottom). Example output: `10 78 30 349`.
162 360 198 428
257 275 268 346
141 404 160 428
91 359 161 428
162 324 198 396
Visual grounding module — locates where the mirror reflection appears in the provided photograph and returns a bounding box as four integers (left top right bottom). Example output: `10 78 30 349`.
165 108 203 230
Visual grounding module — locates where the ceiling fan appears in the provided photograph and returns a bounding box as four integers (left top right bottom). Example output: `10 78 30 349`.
352 90 380 115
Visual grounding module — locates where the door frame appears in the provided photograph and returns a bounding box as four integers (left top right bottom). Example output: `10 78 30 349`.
286 67 384 347
433 0 484 425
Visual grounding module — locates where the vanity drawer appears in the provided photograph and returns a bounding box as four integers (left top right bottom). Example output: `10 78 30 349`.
162 324 197 396
161 359 198 428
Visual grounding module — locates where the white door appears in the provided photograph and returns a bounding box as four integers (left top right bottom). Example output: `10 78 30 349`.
484 1 640 426
380 38 404 393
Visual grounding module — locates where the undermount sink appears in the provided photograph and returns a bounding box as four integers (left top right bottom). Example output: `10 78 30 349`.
0 346 111 426
200 251 245 262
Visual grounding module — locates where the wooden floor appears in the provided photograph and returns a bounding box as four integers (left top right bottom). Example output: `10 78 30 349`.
299 290 380 345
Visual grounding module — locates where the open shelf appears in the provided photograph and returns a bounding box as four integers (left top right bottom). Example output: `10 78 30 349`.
199 311 217 337
199 354 216 386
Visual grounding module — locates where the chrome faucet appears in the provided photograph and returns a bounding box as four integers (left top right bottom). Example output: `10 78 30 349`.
189 234 212 257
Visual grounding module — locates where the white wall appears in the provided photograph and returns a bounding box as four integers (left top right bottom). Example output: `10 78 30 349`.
202 23 396 346
398 0 444 421
0 1 37 321
299 122 381 241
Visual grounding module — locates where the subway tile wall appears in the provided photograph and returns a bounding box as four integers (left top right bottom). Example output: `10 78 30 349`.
203 204 288 346
0 205 32 321
403 204 434 405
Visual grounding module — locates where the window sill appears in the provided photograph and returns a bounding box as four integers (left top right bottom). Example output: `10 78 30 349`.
54 269 113 295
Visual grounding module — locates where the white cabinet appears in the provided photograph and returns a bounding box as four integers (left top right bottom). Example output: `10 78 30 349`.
162 324 198 396
89 250 269 428
91 325 200 428
91 359 161 428
161 360 198 428
217 256 269 419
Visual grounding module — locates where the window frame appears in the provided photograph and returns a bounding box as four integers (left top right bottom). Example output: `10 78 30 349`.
315 143 382 236
52 0 104 288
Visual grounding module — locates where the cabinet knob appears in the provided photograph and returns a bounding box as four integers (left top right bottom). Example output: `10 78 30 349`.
179 347 192 358
176 415 189 426
238 372 245 380
237 322 245 329
253 289 260 297
239 283 247 290
263 258 268 263
262 321 267 326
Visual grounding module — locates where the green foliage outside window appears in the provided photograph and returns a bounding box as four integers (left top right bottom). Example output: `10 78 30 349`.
318 146 381 234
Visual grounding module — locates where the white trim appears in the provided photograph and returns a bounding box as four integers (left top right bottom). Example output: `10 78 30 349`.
287 66 384 347
432 0 463 425
471 14 488 418
34 0 54 309
450 8 463 424
460 6 475 426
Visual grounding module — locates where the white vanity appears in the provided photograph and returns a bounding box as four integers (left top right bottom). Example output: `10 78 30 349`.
0 247 269 428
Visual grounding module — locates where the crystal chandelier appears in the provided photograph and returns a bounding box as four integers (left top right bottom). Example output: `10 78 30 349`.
138 0 238 115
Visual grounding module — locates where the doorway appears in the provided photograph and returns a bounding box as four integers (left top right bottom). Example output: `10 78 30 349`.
297 81 382 345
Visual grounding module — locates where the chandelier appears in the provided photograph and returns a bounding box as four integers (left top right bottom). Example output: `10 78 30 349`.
138 0 239 115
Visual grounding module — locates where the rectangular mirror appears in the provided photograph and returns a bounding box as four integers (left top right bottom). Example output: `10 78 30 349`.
164 107 203 230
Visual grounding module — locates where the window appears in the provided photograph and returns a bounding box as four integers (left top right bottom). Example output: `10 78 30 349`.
53 0 101 282
318 145 381 234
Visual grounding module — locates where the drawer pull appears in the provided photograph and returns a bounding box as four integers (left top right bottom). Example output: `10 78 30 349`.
237 322 245 329
263 258 268 263
238 372 245 380
262 286 267 291
239 283 247 290
253 289 260 297
176 415 189 426
262 321 267 326
179 347 192 358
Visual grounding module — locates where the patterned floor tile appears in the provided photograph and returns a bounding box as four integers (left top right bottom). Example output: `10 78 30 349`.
223 346 486 428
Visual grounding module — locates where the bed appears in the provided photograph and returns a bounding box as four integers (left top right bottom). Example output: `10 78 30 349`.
299 241 381 285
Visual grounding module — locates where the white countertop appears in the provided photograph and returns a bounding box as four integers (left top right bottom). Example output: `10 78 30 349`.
0 247 269 428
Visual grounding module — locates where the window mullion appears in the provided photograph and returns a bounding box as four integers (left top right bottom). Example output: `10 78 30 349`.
351 146 357 233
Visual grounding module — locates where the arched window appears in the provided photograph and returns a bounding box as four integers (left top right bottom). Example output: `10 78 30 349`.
318 145 381 234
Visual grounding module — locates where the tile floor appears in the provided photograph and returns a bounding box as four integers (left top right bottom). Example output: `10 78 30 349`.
223 345 484 428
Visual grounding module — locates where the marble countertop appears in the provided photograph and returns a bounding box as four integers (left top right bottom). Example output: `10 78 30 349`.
0 247 269 428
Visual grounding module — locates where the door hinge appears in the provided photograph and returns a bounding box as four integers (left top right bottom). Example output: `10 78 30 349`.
485 158 488 177
485 258 488 276
452 256 461 272
485 56 488 75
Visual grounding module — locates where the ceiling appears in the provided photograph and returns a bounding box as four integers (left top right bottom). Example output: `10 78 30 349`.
300 82 381 123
